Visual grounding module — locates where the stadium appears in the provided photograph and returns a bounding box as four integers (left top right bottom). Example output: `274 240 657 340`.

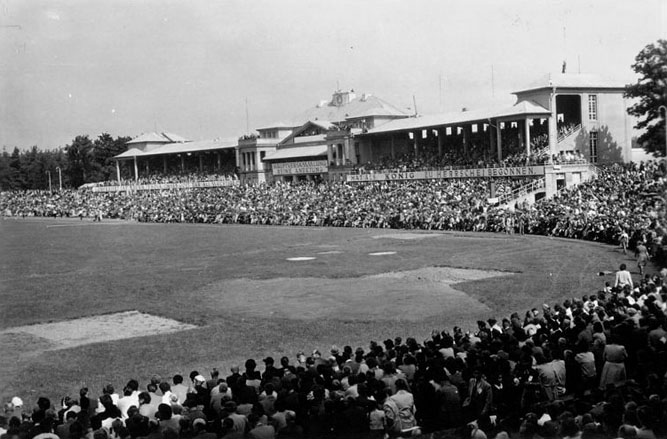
1 2 667 438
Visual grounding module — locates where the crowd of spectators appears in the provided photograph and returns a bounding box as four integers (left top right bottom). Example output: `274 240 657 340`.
2 160 667 438
1 163 665 254
94 172 238 189
2 268 666 439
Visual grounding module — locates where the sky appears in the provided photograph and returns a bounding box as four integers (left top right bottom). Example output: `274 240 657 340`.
1 0 665 150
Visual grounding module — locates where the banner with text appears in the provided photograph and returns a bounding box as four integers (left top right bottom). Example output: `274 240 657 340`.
91 180 240 192
346 166 545 182
272 160 329 176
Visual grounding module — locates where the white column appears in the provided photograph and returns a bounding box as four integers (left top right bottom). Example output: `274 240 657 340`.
133 156 138 181
116 161 121 184
525 117 531 156
496 122 503 161
548 92 558 157
391 135 395 158
199 155 203 172
327 144 334 165
163 156 167 174
256 151 264 171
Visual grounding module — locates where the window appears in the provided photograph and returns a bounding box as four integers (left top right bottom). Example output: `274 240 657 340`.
588 95 598 120
589 131 598 163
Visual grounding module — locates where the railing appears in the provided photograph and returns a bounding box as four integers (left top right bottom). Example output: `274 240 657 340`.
557 124 582 143
497 178 545 206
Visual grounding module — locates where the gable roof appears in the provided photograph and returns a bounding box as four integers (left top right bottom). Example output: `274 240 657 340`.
294 94 407 124
126 132 189 144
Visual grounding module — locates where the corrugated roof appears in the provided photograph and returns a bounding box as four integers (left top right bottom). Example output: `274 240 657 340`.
126 132 189 144
114 138 238 159
264 145 328 161
514 72 625 94
364 101 551 135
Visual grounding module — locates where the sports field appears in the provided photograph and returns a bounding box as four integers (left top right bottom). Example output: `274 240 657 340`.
0 217 637 404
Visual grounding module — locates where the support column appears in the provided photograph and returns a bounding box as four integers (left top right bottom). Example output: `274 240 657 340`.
496 123 503 161
256 151 263 171
133 156 138 181
437 129 443 156
524 117 531 157
235 149 241 170
180 155 185 172
413 132 419 156
116 161 121 184
390 135 395 159
548 91 558 159
327 144 334 165
489 123 495 159
216 152 221 171
163 156 167 174
462 126 469 157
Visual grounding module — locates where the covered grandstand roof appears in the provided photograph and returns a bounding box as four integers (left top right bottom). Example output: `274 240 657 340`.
364 100 551 135
114 137 238 159
264 145 328 161
514 72 626 94
126 132 189 144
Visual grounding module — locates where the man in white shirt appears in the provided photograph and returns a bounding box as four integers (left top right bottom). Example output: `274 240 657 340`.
614 264 633 289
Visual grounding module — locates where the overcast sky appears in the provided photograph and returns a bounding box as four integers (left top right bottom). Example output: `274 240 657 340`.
1 0 665 150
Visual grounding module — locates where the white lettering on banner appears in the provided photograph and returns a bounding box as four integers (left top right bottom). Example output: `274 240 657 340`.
91 180 240 192
346 166 545 182
272 160 328 176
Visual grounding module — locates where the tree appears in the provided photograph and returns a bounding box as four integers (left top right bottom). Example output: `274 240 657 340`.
65 135 94 188
625 39 667 156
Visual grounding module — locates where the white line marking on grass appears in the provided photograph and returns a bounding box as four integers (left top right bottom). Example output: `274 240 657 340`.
316 251 342 255
368 251 397 256
286 257 316 261
46 223 125 228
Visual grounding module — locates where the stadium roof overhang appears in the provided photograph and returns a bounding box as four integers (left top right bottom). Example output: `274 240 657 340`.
360 101 551 136
114 138 239 160
263 145 328 161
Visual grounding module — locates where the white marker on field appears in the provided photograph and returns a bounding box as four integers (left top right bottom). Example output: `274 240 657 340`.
286 257 316 261
368 251 397 256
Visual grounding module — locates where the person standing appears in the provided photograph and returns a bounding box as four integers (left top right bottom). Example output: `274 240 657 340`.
635 241 649 276
619 230 629 255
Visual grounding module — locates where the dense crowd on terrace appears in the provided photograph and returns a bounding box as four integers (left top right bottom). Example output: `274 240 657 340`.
92 172 239 188
2 267 666 439
1 163 664 254
1 160 667 437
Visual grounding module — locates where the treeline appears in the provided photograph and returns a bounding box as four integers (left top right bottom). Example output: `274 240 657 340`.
0 133 131 191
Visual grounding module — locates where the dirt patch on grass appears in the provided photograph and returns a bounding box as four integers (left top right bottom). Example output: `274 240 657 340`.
198 266 509 321
0 311 197 352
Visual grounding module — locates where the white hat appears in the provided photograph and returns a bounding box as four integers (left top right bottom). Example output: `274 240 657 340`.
11 397 23 407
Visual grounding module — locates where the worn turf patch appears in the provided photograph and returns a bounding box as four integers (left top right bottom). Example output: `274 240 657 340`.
0 311 197 351
197 266 506 321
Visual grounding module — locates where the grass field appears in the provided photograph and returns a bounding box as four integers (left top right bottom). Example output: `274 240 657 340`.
0 217 645 405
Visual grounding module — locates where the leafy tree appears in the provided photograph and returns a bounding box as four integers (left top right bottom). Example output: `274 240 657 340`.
625 39 667 156
65 135 94 188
